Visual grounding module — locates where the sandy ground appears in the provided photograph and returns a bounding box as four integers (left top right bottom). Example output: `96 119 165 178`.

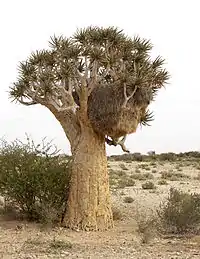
1 159 200 258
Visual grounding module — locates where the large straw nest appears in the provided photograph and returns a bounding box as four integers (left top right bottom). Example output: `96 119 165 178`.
87 84 153 138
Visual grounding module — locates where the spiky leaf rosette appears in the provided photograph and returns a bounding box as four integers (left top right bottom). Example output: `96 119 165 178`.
10 26 169 138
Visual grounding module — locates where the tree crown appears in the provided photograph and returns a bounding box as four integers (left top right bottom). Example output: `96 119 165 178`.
10 26 169 109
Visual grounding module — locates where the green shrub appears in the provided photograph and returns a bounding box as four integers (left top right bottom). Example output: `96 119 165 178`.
158 188 200 233
142 181 156 190
0 137 71 223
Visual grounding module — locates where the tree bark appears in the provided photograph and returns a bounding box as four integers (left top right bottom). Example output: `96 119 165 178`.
62 125 113 231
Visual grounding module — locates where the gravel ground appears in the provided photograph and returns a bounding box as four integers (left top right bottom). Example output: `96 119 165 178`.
1 160 200 259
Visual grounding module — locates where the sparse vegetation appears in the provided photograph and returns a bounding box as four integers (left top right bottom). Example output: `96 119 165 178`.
112 207 123 221
177 168 183 172
49 239 72 250
130 172 154 181
135 168 141 174
123 196 134 203
135 210 158 244
1 150 200 257
194 173 200 180
117 178 135 188
142 181 156 190
114 170 126 177
119 163 129 170
150 162 157 167
161 170 189 181
158 188 200 234
158 179 168 185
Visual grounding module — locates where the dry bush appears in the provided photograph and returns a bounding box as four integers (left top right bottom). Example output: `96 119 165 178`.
123 196 134 203
149 162 157 167
158 152 177 161
161 171 189 181
119 163 129 170
157 179 168 185
194 173 200 180
142 181 156 190
158 188 200 234
175 165 183 171
49 239 72 250
117 178 135 188
135 209 158 244
130 172 154 181
135 168 141 174
112 207 123 221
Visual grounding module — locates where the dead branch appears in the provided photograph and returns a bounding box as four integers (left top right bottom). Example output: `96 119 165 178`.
105 135 130 153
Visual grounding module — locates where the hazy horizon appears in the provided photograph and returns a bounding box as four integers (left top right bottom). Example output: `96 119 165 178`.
1 0 200 155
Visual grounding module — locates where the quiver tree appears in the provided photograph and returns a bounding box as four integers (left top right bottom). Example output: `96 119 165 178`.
10 26 169 231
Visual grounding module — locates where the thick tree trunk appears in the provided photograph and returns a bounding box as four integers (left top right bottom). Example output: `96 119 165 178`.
62 125 113 231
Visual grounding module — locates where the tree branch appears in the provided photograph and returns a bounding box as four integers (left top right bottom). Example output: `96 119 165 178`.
18 97 37 106
122 83 138 108
88 60 98 95
105 135 130 153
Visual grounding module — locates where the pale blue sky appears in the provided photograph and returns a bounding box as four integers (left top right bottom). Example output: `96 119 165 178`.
0 0 200 155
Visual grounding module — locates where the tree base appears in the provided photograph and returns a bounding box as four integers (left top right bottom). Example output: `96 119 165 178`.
62 206 113 231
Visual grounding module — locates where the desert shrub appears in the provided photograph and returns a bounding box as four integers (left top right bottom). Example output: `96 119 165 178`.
130 172 154 181
161 171 189 181
157 179 168 185
158 152 177 161
112 206 123 220
135 209 158 244
175 164 183 171
158 188 200 234
109 153 145 162
135 168 141 174
0 137 71 223
123 196 134 203
194 173 200 180
117 177 135 188
138 163 148 169
119 163 128 170
142 181 156 190
109 177 118 187
114 170 125 177
149 162 157 167
49 239 73 250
